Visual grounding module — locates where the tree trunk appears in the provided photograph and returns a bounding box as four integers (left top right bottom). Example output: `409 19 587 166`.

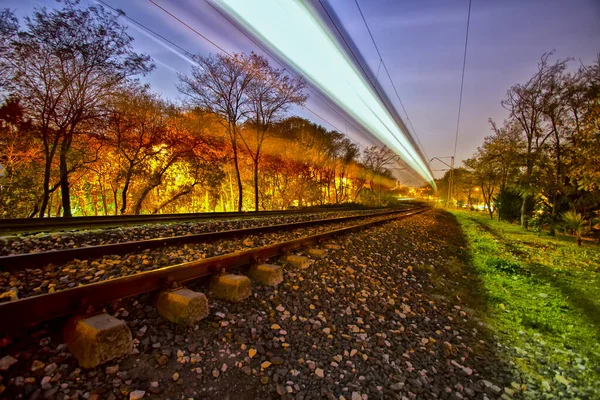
253 158 259 211
120 172 133 214
549 194 560 236
98 180 108 216
232 145 243 212
39 154 53 218
152 185 195 214
520 195 528 228
520 159 533 228
59 145 72 217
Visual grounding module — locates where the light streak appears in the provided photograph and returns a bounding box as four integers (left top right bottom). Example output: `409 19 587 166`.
212 0 435 185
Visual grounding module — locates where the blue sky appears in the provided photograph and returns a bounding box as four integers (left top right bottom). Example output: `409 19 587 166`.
4 0 600 182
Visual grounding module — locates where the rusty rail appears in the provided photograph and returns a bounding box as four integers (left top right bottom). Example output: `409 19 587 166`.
0 209 412 271
0 207 428 333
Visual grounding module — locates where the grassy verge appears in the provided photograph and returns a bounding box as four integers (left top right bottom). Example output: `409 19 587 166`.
451 210 600 398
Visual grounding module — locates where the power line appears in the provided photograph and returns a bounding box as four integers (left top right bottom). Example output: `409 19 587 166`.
202 0 376 149
353 0 429 161
101 0 370 150
447 0 472 206
453 0 472 160
147 0 230 56
97 0 193 58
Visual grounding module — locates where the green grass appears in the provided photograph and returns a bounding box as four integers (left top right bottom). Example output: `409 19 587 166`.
452 210 600 398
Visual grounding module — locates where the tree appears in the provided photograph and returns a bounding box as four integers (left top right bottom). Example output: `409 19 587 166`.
361 146 398 205
464 119 523 219
570 56 600 193
242 56 307 211
0 9 17 88
130 106 219 214
178 52 257 212
502 53 568 228
0 97 41 217
2 1 153 216
106 85 168 214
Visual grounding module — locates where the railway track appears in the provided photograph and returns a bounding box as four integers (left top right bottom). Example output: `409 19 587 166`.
0 206 428 334
1 208 408 271
0 206 387 234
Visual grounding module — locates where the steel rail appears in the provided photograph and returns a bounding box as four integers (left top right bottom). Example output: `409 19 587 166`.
0 208 418 272
0 207 389 234
0 207 428 333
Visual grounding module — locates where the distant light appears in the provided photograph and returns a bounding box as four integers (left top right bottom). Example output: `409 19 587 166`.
213 0 434 185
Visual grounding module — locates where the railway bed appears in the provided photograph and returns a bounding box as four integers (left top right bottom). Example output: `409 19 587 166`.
0 209 519 400
0 207 394 235
0 208 426 327
0 209 395 257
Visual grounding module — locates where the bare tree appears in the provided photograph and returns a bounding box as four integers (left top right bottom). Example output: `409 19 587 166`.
178 53 257 212
362 146 398 205
243 57 307 211
0 9 18 88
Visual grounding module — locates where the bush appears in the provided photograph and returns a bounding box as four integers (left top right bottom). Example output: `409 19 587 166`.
495 188 521 221
562 210 586 246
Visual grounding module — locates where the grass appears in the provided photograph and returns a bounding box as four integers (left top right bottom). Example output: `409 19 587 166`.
451 210 600 398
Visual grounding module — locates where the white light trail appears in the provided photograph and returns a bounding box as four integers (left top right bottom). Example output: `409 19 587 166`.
212 0 434 185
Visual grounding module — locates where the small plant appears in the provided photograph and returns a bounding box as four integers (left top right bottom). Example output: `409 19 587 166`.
562 210 586 246
486 257 524 275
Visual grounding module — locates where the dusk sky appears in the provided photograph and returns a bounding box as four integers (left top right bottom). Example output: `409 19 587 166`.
4 0 600 183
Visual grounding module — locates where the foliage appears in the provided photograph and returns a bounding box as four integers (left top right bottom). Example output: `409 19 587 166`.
461 53 600 232
0 0 153 216
0 2 402 217
561 210 586 245
494 188 522 222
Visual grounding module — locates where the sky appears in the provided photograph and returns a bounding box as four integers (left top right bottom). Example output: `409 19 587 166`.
4 0 600 184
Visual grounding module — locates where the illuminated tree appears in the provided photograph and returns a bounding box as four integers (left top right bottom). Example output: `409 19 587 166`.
2 1 153 217
131 107 223 214
178 53 257 212
361 146 398 205
0 98 41 217
106 85 168 214
464 120 523 219
243 56 307 211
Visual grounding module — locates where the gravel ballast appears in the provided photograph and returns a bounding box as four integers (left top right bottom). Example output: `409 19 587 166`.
0 210 391 256
0 210 521 399
1 213 404 300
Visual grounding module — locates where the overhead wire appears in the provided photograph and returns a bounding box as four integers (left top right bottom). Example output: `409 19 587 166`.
97 0 193 58
453 0 472 160
316 0 432 181
353 0 429 162
202 0 377 149
100 0 372 150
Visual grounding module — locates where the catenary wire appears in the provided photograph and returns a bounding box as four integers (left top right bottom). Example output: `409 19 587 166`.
353 0 429 161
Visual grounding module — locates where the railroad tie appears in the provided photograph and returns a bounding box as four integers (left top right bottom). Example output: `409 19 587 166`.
156 288 209 326
64 313 132 369
286 255 309 269
308 248 327 258
248 264 283 287
210 274 252 302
